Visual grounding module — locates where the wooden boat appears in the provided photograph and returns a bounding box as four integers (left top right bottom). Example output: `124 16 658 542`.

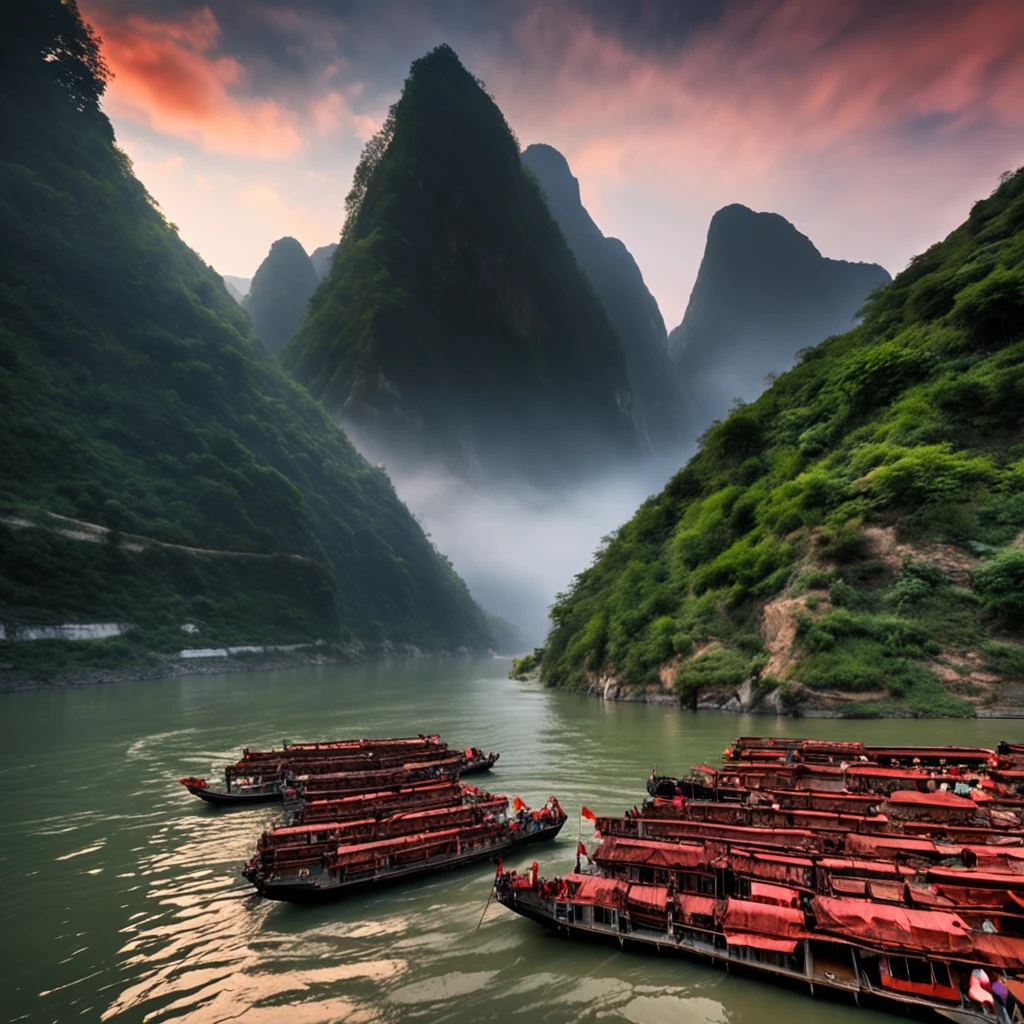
179 735 495 806
178 775 281 805
496 868 1024 1021
460 748 499 775
244 797 566 903
496 738 1024 1021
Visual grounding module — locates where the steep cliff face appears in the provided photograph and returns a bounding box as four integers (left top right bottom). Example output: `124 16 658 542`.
536 170 1024 719
310 243 338 279
243 237 321 353
282 45 642 483
522 143 686 453
0 4 495 658
669 204 891 430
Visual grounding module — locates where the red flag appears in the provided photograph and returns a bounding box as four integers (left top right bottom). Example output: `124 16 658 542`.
580 806 596 822
513 796 525 812
576 841 588 858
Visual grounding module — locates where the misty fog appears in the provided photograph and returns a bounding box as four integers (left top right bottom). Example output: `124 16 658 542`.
380 451 695 647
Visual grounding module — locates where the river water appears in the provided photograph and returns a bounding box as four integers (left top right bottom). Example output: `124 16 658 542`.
2 657 1020 1024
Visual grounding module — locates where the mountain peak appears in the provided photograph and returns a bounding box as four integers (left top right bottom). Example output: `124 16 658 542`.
668 205 891 427
282 50 642 483
522 142 684 452
522 144 580 206
243 236 319 353
705 204 822 265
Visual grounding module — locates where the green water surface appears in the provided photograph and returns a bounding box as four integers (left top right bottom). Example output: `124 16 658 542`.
1 658 1019 1023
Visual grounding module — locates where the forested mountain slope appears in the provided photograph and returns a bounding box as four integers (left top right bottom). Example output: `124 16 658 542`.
0 3 494 666
282 45 642 483
534 170 1024 718
668 204 891 431
242 237 320 354
521 143 685 453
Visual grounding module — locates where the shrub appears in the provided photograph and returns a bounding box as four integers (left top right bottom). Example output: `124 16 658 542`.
676 648 751 710
973 548 1024 621
885 560 948 611
952 267 1024 347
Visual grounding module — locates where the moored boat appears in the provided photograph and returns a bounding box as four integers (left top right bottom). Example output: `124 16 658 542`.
244 796 566 902
179 734 496 806
495 737 1024 1021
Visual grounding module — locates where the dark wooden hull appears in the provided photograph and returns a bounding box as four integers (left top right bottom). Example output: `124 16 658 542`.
186 784 281 806
252 842 504 904
460 755 498 777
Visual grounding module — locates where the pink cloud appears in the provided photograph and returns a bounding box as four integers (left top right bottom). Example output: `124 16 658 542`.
476 0 1024 323
82 4 302 159
491 0 1024 188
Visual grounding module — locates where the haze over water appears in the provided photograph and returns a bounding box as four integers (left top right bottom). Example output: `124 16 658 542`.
2 659 1018 1024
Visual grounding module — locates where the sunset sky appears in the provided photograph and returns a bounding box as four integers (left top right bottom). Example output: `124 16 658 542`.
80 0 1024 328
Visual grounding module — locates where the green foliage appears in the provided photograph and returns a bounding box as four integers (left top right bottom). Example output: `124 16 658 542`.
973 549 1024 621
509 649 541 680
537 163 1024 716
0 9 493 662
675 648 753 710
885 560 949 611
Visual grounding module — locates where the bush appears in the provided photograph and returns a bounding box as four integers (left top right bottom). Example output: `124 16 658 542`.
952 267 1024 347
973 548 1024 621
885 560 948 610
676 648 751 710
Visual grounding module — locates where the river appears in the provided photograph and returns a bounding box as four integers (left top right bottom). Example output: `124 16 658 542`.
2 657 1020 1024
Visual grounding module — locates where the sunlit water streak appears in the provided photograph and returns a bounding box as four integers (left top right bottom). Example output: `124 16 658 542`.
1 657 1019 1023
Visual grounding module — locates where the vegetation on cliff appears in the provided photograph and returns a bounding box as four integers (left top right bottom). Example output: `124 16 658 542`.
281 45 641 482
537 168 1024 717
0 3 494 660
242 237 321 354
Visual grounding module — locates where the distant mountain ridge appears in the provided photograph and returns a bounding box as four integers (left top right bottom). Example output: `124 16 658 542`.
521 143 686 453
282 44 644 483
222 275 251 301
669 204 891 430
310 243 338 279
243 237 320 353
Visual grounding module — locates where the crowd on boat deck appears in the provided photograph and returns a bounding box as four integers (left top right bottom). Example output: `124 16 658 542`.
510 796 564 836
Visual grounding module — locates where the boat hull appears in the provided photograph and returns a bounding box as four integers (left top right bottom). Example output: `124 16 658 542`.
187 784 281 806
250 820 565 904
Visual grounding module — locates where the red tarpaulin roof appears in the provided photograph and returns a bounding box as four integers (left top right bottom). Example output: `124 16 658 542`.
724 932 799 953
811 896 973 954
845 834 958 859
970 933 1024 970
566 873 628 905
750 882 800 906
831 878 867 896
595 838 708 870
722 898 806 938
819 857 915 878
675 894 716 921
927 867 1024 890
886 790 976 809
627 885 670 911
845 765 931 779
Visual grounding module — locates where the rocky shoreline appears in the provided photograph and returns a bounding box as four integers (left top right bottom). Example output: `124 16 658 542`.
0 641 481 693
510 665 1024 719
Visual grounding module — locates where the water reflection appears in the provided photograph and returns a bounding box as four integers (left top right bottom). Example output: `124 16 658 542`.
1 658 1015 1023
